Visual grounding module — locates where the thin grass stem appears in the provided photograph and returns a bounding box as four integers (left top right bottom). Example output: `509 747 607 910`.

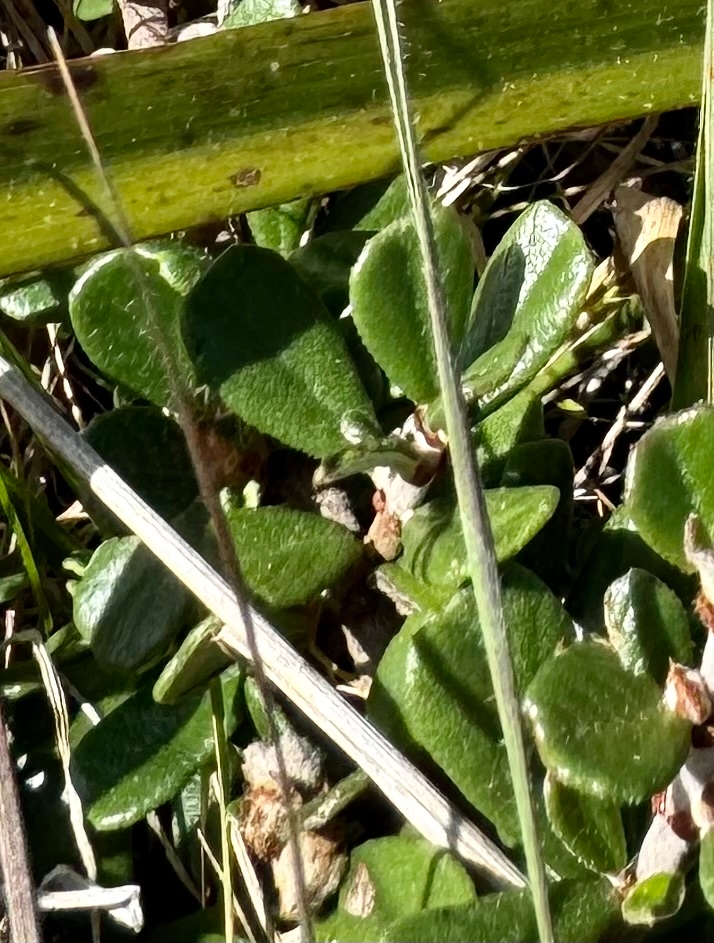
369 1 554 939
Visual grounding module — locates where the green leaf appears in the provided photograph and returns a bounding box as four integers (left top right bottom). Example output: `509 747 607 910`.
398 485 559 597
0 271 66 324
544 774 627 873
350 204 473 403
316 835 475 943
72 668 242 831
525 641 691 804
247 198 313 257
0 463 75 566
318 176 410 235
83 406 198 523
604 568 694 684
340 836 474 918
315 435 424 488
567 505 695 633
368 566 573 846
501 438 573 591
0 567 28 605
382 876 616 943
183 245 379 458
73 536 192 673
147 906 225 943
462 201 592 410
474 389 544 484
622 872 686 926
222 497 362 608
153 616 231 705
73 0 114 20
69 243 205 407
69 688 136 750
701 828 714 911
0 465 51 630
221 0 300 29
626 404 714 571
290 231 371 316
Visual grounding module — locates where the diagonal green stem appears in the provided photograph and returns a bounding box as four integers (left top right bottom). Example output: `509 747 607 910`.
369 1 554 940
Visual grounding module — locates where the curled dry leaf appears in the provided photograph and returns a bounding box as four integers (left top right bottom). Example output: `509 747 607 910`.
118 0 169 48
240 781 298 861
343 860 376 917
366 412 445 559
273 828 347 919
685 514 714 612
240 732 325 860
664 664 712 726
241 731 323 794
612 185 682 382
366 489 402 561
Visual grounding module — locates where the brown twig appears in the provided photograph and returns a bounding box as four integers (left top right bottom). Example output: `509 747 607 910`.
0 702 40 942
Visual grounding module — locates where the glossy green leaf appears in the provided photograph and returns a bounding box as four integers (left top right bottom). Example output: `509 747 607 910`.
604 568 694 684
544 774 627 874
222 0 300 29
700 828 714 910
462 201 592 409
622 872 686 926
247 198 312 257
626 404 714 571
399 485 559 596
72 668 242 831
73 0 113 20
382 877 616 943
221 497 362 608
369 566 573 845
350 203 473 403
73 536 192 673
290 231 371 316
153 616 231 705
69 242 205 407
315 835 475 943
0 271 66 324
525 642 691 804
83 406 198 523
183 245 379 458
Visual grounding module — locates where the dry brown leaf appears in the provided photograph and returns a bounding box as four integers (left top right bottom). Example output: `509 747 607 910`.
273 829 347 919
613 185 682 382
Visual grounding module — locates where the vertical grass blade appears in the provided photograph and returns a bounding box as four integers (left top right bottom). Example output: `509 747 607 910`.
368 1 554 939
673 0 714 407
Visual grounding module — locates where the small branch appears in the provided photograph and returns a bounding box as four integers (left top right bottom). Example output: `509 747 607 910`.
0 354 525 890
0 702 40 942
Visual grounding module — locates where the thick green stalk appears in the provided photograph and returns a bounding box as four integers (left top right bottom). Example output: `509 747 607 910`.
369 1 553 940
0 0 705 277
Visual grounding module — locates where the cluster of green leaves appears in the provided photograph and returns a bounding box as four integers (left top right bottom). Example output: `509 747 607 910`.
3 157 713 940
